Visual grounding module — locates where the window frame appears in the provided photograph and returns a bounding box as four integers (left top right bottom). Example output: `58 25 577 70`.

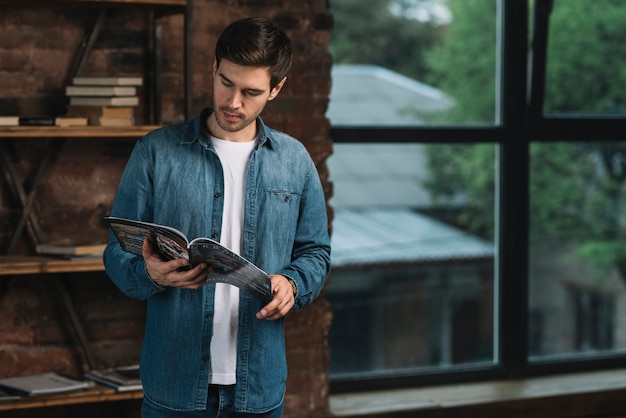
328 0 626 394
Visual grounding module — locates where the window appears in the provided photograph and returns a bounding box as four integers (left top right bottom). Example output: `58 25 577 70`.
528 142 626 360
326 0 502 389
327 0 499 126
327 0 626 393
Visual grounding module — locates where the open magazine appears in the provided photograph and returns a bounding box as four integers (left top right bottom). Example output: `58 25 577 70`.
104 216 272 301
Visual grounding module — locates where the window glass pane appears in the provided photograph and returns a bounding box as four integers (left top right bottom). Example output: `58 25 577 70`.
326 143 498 378
544 1 626 116
529 142 626 360
327 0 500 126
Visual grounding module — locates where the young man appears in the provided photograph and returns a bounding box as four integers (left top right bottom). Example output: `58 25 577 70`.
103 17 331 417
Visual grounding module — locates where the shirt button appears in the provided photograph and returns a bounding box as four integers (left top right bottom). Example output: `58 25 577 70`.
202 355 209 361
214 192 222 198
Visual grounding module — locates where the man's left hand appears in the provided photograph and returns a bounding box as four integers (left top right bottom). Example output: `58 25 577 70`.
256 274 295 320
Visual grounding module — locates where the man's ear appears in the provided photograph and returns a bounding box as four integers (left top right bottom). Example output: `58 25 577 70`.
268 77 287 101
212 60 217 77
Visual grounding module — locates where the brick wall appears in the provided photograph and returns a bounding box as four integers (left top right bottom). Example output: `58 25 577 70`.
0 1 334 416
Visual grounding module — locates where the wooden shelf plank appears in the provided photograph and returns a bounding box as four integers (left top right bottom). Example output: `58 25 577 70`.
0 0 186 7
0 256 104 275
0 385 143 411
0 125 161 138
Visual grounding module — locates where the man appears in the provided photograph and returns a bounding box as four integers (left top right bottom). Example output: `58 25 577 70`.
103 17 331 417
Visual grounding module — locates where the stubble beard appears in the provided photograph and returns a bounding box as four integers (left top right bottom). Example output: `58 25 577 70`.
215 105 256 133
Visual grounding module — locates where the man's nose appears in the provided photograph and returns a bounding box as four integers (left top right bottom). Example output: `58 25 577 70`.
226 91 243 108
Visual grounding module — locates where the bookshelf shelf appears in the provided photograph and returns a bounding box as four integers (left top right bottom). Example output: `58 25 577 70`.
0 256 104 276
0 125 161 138
0 0 186 9
0 385 142 411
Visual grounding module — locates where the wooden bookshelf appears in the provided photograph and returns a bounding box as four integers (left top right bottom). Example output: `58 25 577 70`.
0 3 188 416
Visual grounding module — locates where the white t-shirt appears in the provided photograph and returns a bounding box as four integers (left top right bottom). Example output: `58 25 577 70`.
209 136 256 385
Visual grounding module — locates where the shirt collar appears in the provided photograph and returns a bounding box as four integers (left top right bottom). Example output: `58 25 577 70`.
182 107 274 148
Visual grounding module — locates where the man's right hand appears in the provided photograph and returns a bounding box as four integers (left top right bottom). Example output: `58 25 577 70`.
142 239 210 289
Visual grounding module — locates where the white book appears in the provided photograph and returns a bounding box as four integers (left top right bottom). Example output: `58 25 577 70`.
0 116 19 126
69 96 139 107
66 85 137 96
0 372 91 396
72 76 143 86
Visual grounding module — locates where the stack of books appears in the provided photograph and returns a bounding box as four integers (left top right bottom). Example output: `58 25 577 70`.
65 76 143 126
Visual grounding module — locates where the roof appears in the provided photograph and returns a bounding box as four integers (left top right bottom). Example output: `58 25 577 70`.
327 143 466 209
326 64 454 126
327 143 432 209
331 207 494 268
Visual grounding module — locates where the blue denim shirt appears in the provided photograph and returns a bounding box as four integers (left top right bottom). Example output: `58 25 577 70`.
103 107 331 413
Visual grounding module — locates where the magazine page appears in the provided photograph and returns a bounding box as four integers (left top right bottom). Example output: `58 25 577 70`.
189 239 272 301
105 217 191 260
105 217 273 301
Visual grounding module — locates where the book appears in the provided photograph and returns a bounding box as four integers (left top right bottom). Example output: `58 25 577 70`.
105 216 272 301
66 85 137 96
98 115 135 127
18 116 56 126
55 116 88 127
0 372 91 396
36 241 107 256
0 116 19 126
84 365 142 392
72 76 143 86
69 96 139 107
0 387 21 400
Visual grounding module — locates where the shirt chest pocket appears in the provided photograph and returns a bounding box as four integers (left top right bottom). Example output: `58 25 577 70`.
257 189 301 232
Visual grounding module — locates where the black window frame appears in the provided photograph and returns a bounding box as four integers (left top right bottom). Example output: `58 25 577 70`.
328 0 626 394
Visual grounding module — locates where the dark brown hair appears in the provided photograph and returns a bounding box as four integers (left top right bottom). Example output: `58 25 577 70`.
215 17 293 90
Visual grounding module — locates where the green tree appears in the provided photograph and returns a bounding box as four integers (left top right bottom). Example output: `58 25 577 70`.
423 0 626 283
329 0 442 80
422 0 498 239
544 1 626 114
423 142 496 238
424 0 497 124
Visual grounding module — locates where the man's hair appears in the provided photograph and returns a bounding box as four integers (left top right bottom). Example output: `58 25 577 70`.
215 17 292 90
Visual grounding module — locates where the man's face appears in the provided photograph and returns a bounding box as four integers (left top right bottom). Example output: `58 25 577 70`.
211 59 285 139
